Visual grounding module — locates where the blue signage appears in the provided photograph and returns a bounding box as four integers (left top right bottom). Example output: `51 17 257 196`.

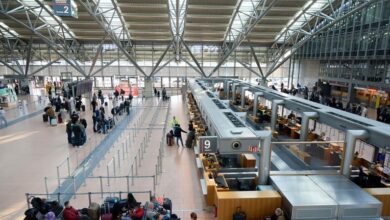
53 0 76 17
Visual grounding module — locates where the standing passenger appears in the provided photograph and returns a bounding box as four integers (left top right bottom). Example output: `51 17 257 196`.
173 124 187 147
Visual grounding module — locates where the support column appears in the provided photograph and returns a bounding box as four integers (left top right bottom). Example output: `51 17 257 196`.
299 112 319 151
341 130 368 177
271 100 284 130
259 77 267 87
300 112 319 142
258 130 272 185
253 92 264 116
226 81 232 100
241 87 249 108
144 77 153 98
232 83 239 102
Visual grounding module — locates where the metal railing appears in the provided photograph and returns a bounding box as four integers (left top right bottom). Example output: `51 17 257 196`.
25 190 152 209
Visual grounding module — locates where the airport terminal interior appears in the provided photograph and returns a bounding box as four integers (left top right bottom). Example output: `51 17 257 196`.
1 0 390 220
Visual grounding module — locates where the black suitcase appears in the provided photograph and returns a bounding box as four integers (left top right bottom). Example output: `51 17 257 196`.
81 105 85 112
233 207 246 220
166 133 174 146
104 102 108 106
43 114 48 122
163 198 172 213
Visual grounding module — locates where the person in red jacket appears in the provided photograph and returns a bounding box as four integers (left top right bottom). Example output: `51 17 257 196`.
129 203 144 220
63 201 80 220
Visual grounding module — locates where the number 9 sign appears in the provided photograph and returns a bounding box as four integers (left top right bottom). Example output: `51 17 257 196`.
204 140 211 149
199 136 218 153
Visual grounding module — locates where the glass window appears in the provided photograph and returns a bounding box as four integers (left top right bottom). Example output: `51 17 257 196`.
153 77 161 88
103 77 112 88
162 77 169 88
138 77 144 88
72 77 78 82
170 77 177 88
95 77 103 87
129 77 137 87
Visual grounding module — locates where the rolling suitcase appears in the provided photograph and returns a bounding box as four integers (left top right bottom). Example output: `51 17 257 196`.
166 133 174 146
57 114 63 124
50 118 57 126
43 114 48 122
163 198 172 213
81 105 86 112
233 207 246 220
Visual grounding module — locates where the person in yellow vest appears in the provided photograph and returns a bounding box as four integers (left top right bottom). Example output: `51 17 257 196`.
170 116 179 128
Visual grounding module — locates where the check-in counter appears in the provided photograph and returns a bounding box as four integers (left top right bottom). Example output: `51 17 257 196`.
215 191 282 220
365 188 390 216
240 154 256 168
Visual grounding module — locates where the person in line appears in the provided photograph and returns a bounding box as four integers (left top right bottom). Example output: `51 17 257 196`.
92 109 99 132
46 105 56 125
361 104 368 117
129 203 144 220
190 212 197 220
162 87 167 100
91 93 97 112
188 120 193 131
63 201 80 220
186 127 196 148
173 124 187 147
66 120 73 144
154 87 157 96
170 116 179 128
0 107 7 128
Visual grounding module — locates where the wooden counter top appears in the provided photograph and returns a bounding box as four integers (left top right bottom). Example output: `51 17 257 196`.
217 190 281 199
365 188 390 195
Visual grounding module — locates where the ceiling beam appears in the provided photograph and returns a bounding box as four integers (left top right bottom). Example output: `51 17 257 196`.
265 0 378 77
79 0 147 76
209 0 279 77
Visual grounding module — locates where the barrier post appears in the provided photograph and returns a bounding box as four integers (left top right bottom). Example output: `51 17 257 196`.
113 157 116 176
126 176 130 192
75 150 79 167
99 176 103 198
88 192 92 206
26 193 30 209
122 143 125 160
153 175 156 196
134 157 138 175
67 157 70 177
138 149 141 164
44 177 49 198
117 150 121 169
83 165 87 186
72 176 76 199
106 165 110 186
56 166 61 191
131 164 134 185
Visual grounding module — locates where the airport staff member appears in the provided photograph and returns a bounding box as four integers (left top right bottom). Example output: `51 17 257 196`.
170 116 180 128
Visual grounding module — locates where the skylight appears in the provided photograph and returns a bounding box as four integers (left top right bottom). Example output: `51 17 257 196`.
0 22 20 38
20 0 76 39
97 0 130 40
168 0 188 36
274 0 334 43
226 0 263 42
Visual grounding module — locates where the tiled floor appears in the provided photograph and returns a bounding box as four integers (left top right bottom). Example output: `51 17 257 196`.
0 95 213 220
0 97 130 219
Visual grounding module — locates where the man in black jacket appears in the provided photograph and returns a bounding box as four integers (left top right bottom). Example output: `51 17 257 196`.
173 124 187 147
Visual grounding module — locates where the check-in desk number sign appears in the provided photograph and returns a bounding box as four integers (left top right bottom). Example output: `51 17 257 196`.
248 145 259 153
200 136 218 153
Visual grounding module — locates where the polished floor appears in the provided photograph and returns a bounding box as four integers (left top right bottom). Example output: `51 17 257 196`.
0 95 213 220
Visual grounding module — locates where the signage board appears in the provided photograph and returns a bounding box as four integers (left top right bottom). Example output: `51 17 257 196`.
199 136 218 153
53 0 77 17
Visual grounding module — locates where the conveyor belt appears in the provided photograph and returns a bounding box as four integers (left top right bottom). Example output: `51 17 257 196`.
271 151 293 171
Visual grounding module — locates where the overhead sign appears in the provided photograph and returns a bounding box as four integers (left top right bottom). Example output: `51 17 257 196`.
53 0 77 17
199 136 218 153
